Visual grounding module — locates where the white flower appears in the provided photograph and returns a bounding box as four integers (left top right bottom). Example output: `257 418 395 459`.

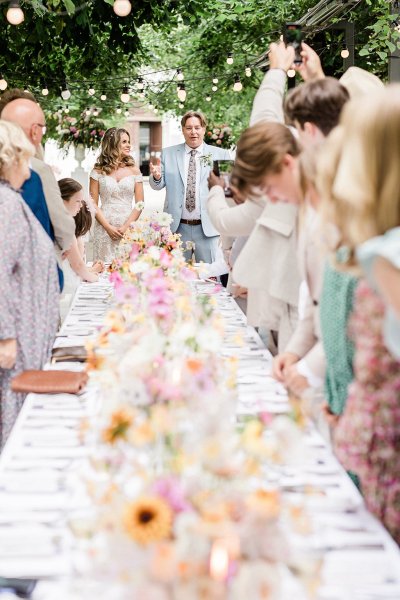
147 245 161 260
129 260 150 274
199 153 213 167
231 561 281 600
154 212 173 226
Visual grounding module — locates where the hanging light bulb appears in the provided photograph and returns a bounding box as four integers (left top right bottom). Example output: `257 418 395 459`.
0 77 8 91
226 52 234 65
124 109 130 117
153 107 159 113
6 0 24 25
85 107 91 116
212 75 219 84
179 102 184 109
116 106 122 114
148 102 154 110
233 75 242 92
121 86 130 103
287 68 296 78
176 68 184 81
137 77 144 90
88 85 95 96
177 83 186 102
61 84 71 100
245 65 252 77
41 84 49 96
64 105 70 114
113 0 131 16
212 85 218 92
93 108 99 116
341 48 350 59
100 93 107 101
205 95 211 102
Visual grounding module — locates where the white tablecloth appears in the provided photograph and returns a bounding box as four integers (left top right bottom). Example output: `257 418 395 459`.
0 278 399 599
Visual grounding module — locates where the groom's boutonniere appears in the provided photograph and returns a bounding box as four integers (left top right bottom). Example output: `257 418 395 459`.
200 153 213 168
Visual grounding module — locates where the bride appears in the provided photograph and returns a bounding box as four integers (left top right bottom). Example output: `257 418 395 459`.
90 127 144 262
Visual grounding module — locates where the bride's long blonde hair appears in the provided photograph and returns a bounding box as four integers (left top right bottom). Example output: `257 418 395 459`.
94 127 135 175
317 84 400 266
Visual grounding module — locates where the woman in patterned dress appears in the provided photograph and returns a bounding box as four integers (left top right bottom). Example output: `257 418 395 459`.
89 127 144 263
0 121 59 447
319 86 400 541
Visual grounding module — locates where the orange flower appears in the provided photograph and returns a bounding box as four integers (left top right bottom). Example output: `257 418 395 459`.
123 496 172 545
186 358 204 373
102 408 134 444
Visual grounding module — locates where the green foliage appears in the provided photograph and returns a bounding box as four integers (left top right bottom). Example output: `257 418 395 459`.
1 0 399 137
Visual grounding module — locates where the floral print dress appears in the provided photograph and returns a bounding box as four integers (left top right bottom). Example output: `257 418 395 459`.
0 182 59 447
334 279 400 542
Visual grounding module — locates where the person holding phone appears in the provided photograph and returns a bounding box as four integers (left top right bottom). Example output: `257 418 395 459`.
149 110 231 263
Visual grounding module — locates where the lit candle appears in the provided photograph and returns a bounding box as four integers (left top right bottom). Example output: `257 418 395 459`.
209 540 229 583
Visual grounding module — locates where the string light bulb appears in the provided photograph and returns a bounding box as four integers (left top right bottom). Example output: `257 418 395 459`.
176 69 184 81
113 0 131 16
179 102 184 109
41 84 49 96
88 85 95 96
212 85 218 92
100 93 107 101
6 0 24 25
245 66 252 77
233 75 242 92
61 84 71 100
153 107 159 113
121 86 130 103
124 109 130 117
85 107 91 116
116 106 122 114
205 95 211 102
287 68 296 78
64 105 70 114
212 75 219 84
341 48 350 59
93 108 99 116
226 52 234 65
177 83 186 102
0 77 8 91
148 102 154 110
137 77 144 90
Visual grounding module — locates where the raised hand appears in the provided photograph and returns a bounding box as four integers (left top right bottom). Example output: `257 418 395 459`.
269 41 295 72
150 161 162 181
295 42 325 81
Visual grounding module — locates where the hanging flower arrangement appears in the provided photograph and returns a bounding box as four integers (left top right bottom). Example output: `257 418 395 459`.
205 124 235 149
57 113 106 150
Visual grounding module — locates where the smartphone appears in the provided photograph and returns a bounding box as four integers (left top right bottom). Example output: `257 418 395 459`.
284 23 303 65
0 577 37 598
213 159 235 198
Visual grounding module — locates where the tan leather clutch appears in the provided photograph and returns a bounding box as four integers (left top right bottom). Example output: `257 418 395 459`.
11 370 89 394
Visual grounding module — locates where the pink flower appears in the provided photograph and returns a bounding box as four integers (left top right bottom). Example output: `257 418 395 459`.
129 242 141 261
90 129 96 136
152 477 191 513
216 139 222 145
73 132 80 138
109 271 123 286
70 126 77 133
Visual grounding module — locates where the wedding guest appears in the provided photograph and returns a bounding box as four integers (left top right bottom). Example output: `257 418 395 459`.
0 121 59 446
321 87 400 541
357 229 400 359
149 110 230 263
208 42 301 352
90 127 144 263
1 95 75 280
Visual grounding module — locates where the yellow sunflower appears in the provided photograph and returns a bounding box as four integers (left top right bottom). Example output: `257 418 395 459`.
123 496 172 545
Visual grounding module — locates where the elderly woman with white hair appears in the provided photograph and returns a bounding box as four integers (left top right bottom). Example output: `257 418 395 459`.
0 120 59 447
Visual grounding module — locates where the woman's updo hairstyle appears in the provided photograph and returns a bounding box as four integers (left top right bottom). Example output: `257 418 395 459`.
94 127 135 175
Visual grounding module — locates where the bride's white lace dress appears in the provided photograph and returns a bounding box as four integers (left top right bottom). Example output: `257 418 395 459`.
90 170 143 262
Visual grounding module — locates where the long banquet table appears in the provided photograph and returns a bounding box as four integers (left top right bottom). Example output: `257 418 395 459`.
0 277 400 599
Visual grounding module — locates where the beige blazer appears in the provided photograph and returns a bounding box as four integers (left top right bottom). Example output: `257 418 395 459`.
285 206 326 378
31 157 75 258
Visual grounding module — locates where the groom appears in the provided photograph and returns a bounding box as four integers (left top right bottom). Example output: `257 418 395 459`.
149 110 230 262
